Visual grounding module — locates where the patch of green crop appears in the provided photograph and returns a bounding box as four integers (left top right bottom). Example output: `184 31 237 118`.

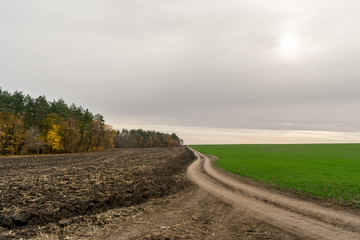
191 144 360 206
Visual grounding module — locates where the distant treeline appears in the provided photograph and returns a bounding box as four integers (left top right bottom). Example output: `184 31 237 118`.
114 129 183 148
0 88 183 155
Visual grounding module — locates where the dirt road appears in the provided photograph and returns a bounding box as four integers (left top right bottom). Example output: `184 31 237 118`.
187 148 360 240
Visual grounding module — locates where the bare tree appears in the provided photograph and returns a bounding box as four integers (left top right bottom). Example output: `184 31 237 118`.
21 127 44 154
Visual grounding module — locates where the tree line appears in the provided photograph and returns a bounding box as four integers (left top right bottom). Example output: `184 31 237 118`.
114 129 183 148
0 88 183 155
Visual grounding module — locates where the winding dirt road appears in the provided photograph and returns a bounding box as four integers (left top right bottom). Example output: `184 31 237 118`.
187 148 360 240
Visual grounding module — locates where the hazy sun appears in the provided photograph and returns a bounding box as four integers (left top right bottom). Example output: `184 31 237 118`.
277 32 300 61
280 33 298 51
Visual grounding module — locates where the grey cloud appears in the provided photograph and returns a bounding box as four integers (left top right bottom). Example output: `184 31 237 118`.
1 0 360 141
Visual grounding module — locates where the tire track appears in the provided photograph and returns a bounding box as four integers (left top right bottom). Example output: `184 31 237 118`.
187 148 360 240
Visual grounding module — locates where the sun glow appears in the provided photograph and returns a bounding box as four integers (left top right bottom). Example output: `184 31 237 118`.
277 32 300 61
280 33 298 51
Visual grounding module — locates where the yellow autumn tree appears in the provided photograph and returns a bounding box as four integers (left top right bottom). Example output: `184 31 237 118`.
0 111 26 154
0 113 6 153
103 124 116 149
42 114 64 153
90 119 104 151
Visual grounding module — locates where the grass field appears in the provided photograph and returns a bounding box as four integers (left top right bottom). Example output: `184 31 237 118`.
191 144 360 206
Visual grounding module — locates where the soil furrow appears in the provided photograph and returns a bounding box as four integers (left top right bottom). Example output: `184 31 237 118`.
0 148 194 239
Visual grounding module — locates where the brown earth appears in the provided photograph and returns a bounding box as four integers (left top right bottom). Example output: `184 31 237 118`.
1 147 358 239
0 148 194 239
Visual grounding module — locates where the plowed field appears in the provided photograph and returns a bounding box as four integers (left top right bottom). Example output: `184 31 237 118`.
0 148 194 239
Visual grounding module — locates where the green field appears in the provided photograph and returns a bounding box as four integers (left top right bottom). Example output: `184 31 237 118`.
191 144 360 206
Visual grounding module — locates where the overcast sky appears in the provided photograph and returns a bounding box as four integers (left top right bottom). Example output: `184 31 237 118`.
1 0 360 144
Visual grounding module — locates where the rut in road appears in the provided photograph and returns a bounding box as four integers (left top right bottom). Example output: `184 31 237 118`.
187 148 360 240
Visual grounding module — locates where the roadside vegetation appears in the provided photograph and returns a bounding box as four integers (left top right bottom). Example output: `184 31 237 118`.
0 88 182 155
191 144 360 206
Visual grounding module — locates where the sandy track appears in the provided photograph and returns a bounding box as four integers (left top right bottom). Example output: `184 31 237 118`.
187 148 360 240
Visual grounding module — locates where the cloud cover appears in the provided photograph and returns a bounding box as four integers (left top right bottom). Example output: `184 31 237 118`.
1 0 360 143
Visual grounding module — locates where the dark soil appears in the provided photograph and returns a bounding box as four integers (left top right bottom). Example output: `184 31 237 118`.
0 147 194 239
